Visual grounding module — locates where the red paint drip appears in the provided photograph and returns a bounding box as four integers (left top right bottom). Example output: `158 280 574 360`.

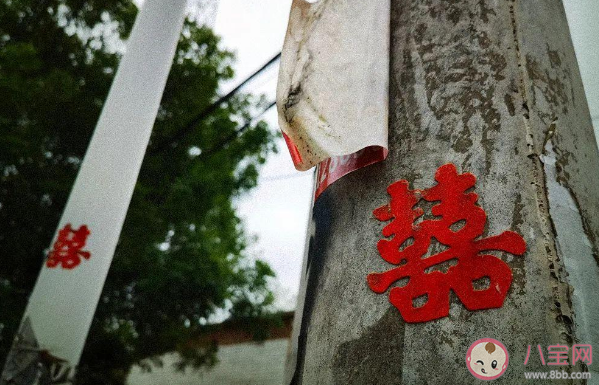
46 224 91 270
367 164 526 323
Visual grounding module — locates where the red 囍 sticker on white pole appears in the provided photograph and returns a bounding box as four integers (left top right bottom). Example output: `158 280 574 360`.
1 0 187 383
277 0 390 197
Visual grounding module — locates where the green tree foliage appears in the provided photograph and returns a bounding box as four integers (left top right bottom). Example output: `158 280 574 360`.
0 1 278 383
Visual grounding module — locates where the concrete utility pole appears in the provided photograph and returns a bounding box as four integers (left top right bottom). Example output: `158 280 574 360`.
286 0 599 383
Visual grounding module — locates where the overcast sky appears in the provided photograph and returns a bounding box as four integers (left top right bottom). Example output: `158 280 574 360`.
213 0 313 310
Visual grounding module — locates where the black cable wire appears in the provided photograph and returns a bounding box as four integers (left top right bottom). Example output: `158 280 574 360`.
198 100 276 158
151 52 281 154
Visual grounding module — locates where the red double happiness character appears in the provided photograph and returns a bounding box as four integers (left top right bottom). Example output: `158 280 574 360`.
46 224 91 270
367 164 526 323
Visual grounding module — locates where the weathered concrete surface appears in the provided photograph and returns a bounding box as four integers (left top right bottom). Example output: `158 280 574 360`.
516 0 599 381
287 0 599 384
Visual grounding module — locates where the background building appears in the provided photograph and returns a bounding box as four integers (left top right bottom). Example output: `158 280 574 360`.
127 313 293 385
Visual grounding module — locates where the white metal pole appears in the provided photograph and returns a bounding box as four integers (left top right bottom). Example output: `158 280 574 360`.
2 0 187 383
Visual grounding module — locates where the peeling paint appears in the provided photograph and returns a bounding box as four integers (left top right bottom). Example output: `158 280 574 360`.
524 49 575 125
409 0 508 175
509 0 576 349
540 139 599 379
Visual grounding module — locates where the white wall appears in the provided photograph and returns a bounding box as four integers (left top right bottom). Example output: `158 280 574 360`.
562 0 599 136
127 339 289 385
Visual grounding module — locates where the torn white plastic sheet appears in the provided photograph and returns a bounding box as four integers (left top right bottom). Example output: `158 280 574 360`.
277 0 390 197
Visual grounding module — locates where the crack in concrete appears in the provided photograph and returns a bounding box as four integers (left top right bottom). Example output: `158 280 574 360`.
508 0 576 354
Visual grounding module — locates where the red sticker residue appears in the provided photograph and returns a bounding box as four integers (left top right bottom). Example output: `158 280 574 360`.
367 164 526 323
315 146 388 199
282 132 303 166
46 224 91 270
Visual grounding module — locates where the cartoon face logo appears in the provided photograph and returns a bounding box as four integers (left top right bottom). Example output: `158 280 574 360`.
466 338 509 380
